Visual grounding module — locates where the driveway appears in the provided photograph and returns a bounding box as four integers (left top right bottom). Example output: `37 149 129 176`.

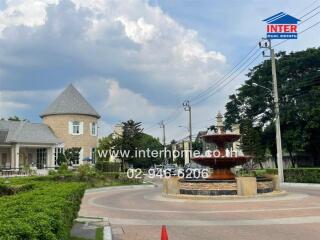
78 183 320 240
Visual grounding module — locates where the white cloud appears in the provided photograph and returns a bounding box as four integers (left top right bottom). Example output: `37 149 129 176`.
0 89 60 118
104 79 168 120
0 0 59 35
0 0 227 93
115 17 156 44
0 91 30 118
0 0 229 140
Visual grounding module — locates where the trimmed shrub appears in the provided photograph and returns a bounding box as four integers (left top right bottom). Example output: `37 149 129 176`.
254 168 320 183
284 168 320 183
95 162 121 172
0 183 34 196
0 181 86 240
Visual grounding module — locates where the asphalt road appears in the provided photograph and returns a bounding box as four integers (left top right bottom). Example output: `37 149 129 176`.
79 182 320 240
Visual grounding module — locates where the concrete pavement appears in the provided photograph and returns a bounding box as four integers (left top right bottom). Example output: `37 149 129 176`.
78 183 320 240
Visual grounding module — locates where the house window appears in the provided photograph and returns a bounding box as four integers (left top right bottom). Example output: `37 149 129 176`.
91 122 97 136
54 148 64 166
91 148 96 163
72 148 81 165
36 148 47 169
1 153 7 168
73 121 80 134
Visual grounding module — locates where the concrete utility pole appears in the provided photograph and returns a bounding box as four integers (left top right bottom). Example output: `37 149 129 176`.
259 38 284 182
182 100 192 158
159 120 166 162
159 120 166 146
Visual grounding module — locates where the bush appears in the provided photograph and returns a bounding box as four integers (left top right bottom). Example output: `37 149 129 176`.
95 162 121 172
58 163 70 175
0 183 34 196
57 153 67 166
254 168 320 183
77 164 95 178
0 181 86 240
284 168 320 183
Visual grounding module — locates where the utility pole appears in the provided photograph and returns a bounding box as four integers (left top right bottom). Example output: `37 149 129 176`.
259 38 284 182
183 100 192 162
159 120 167 163
159 120 166 146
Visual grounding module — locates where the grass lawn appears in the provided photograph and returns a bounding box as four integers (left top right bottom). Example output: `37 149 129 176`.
70 227 104 240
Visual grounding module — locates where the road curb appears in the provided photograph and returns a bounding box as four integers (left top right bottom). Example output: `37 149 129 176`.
76 216 113 240
103 226 112 240
282 182 320 188
85 184 157 194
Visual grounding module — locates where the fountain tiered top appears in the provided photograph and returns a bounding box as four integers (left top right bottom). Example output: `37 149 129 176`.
191 112 251 180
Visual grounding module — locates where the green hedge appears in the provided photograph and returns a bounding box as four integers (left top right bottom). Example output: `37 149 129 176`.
95 162 121 172
0 181 86 240
0 183 34 196
30 172 142 188
284 168 320 183
254 168 320 183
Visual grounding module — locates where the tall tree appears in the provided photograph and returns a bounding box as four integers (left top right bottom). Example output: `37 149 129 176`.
111 120 143 169
225 47 320 166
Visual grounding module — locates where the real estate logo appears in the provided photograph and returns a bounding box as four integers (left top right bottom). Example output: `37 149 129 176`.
263 12 300 39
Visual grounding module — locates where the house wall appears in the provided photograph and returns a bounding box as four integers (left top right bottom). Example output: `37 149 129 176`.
43 114 98 161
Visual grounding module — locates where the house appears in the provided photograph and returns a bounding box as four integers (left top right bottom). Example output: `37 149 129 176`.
0 120 61 169
0 84 100 170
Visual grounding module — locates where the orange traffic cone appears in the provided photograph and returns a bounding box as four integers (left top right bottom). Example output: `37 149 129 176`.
161 225 168 240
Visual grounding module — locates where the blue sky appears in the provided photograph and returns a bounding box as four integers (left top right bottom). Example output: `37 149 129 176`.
0 0 319 141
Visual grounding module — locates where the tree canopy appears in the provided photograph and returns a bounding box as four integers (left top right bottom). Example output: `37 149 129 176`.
97 120 163 169
224 47 320 166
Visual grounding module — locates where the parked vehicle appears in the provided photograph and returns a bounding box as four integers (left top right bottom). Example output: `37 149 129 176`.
163 164 177 176
154 165 164 175
183 163 207 179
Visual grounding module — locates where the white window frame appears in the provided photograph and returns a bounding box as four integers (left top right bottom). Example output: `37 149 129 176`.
69 121 83 135
90 122 97 136
72 121 80 135
54 147 64 166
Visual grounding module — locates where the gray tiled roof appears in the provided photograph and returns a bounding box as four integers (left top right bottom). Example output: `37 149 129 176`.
40 84 100 118
0 130 8 144
0 120 61 144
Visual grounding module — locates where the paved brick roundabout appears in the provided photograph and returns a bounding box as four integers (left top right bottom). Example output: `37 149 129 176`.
79 184 320 240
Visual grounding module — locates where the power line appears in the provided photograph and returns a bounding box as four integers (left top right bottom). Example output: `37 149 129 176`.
189 44 259 102
147 1 320 139
193 52 262 106
297 0 319 16
192 3 320 106
300 4 320 19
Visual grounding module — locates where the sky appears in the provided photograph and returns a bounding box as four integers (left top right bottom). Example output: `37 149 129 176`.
0 0 319 142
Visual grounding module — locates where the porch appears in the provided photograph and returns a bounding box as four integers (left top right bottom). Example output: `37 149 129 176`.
0 144 55 175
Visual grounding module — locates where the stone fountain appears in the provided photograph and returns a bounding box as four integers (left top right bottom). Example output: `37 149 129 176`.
191 111 250 180
163 112 278 197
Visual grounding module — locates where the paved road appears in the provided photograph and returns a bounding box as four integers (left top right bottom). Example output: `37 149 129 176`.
79 183 320 240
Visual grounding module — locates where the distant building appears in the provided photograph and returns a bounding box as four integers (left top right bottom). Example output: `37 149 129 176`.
171 138 190 165
109 123 124 163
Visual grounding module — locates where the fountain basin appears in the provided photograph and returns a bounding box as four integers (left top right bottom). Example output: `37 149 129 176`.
192 156 251 180
164 177 275 196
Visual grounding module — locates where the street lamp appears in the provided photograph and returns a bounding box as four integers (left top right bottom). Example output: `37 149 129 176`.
178 125 188 130
252 82 272 93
